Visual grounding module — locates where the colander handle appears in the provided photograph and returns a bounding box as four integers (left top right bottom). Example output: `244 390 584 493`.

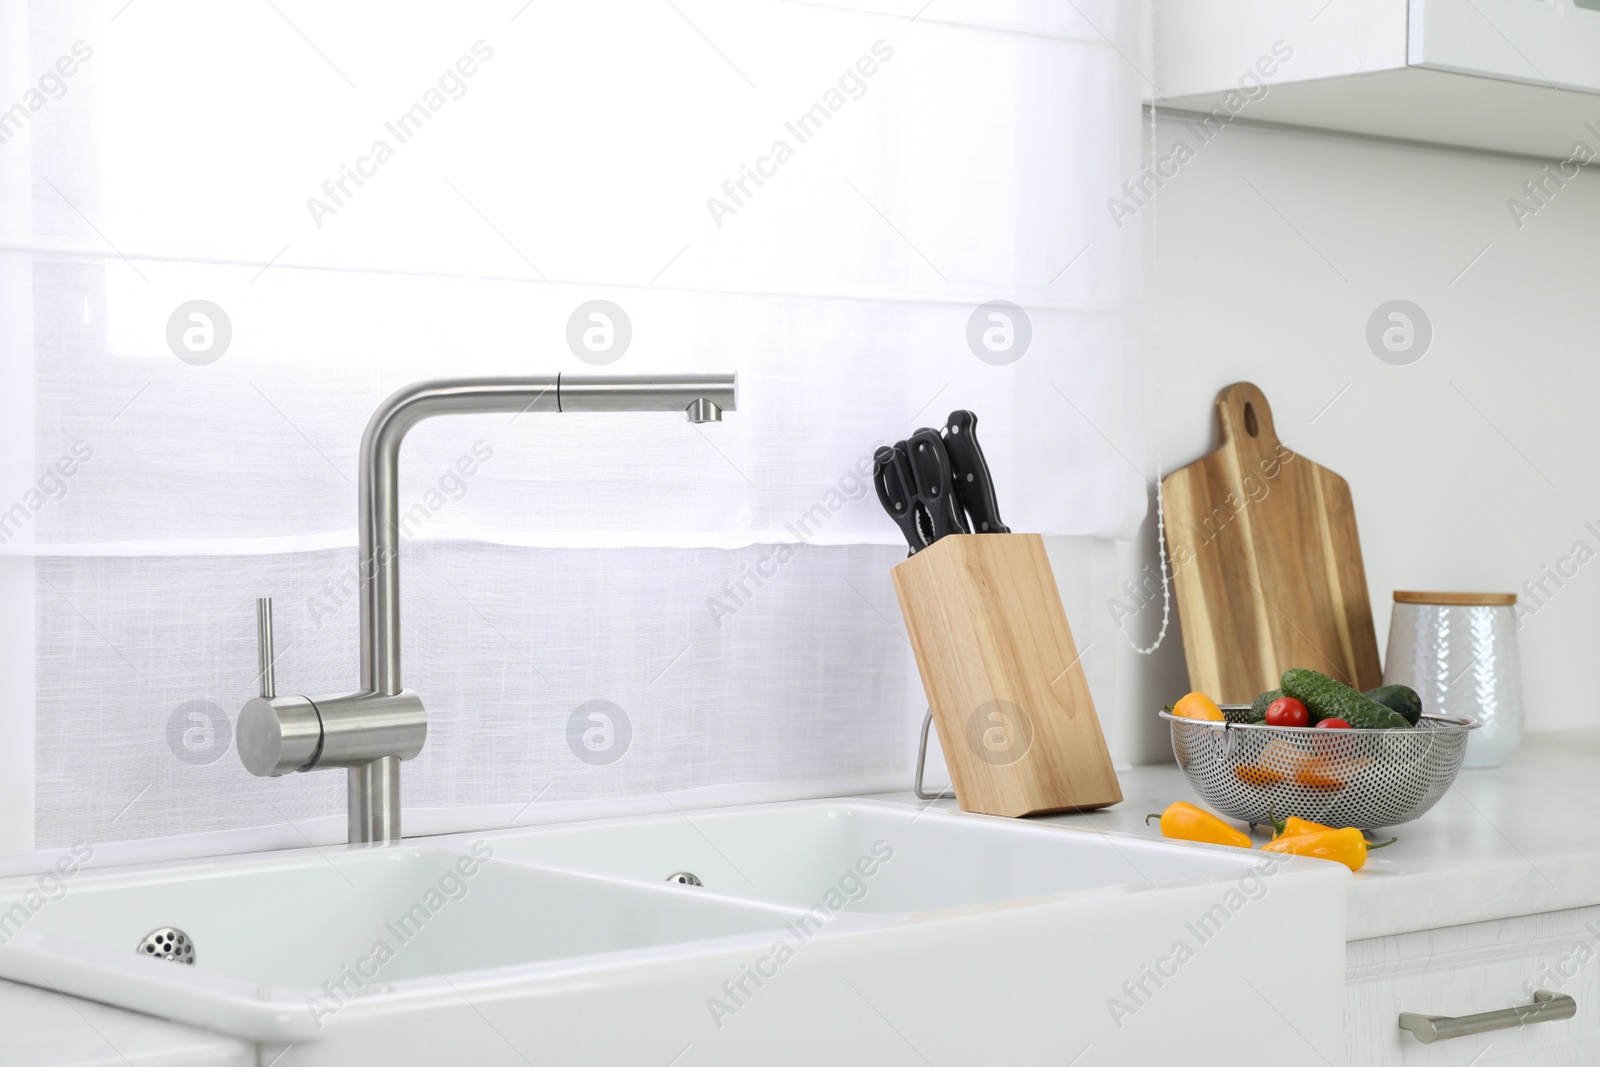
1399 990 1575 1044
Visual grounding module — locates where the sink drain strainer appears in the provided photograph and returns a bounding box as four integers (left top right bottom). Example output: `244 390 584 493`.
137 927 195 965
666 871 702 886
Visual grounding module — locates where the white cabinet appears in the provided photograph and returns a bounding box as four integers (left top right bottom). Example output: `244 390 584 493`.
1411 0 1600 92
1154 0 1600 157
1347 904 1600 1065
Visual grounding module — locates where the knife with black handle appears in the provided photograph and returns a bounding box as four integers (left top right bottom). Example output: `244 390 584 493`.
942 410 1010 533
873 444 926 554
906 427 968 541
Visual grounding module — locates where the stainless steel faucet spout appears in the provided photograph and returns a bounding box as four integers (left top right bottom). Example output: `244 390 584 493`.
238 373 738 845
358 375 737 698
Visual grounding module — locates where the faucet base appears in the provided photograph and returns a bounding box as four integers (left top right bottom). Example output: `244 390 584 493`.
349 757 402 844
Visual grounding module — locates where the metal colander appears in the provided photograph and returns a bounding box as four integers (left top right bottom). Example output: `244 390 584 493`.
1163 707 1479 830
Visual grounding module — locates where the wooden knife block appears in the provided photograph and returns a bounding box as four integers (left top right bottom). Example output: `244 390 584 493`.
891 533 1122 817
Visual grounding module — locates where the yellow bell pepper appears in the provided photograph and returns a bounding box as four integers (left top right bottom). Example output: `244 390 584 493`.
1146 802 1251 849
1259 827 1394 872
1276 815 1336 838
1269 812 1392 844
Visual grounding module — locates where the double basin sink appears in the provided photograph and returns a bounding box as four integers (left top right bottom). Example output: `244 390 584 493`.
0 800 1350 1065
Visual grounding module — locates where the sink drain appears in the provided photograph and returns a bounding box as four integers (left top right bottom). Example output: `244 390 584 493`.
666 871 703 886
137 928 195 965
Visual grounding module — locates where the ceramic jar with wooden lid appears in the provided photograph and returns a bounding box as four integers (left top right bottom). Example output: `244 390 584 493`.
1383 591 1523 768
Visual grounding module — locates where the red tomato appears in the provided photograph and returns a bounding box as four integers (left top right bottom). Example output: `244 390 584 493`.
1316 718 1352 729
1265 697 1310 728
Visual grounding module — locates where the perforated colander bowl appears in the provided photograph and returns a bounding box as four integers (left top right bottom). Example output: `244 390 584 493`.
1162 706 1479 830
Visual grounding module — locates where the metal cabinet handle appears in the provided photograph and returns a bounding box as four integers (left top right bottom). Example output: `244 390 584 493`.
1399 990 1576 1044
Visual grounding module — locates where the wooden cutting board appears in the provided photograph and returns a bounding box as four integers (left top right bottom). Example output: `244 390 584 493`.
1160 382 1382 703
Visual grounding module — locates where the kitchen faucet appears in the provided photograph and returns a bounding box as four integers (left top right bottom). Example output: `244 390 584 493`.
236 374 738 844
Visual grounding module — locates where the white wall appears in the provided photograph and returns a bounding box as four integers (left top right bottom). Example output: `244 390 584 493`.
0 3 35 855
1114 113 1600 764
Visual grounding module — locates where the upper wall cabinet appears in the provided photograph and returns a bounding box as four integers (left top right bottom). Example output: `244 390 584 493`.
1154 0 1600 158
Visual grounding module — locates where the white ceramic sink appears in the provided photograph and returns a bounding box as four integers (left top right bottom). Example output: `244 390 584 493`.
0 843 812 1038
0 800 1352 1065
479 799 1265 914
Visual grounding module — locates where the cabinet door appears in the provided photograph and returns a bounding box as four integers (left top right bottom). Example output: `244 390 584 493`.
1411 0 1600 93
1348 905 1600 1065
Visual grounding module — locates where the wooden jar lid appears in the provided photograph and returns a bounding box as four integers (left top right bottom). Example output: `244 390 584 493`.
1393 590 1517 606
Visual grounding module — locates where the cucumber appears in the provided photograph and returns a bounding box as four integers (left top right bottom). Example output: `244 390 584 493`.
1248 689 1282 724
1281 668 1412 730
1364 684 1423 726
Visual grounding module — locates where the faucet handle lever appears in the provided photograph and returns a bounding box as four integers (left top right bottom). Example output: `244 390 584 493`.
256 597 276 700
238 599 323 778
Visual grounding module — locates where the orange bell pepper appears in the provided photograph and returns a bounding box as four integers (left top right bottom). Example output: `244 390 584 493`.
1293 760 1347 791
1146 802 1251 849
1233 764 1284 788
1292 754 1373 791
1169 692 1224 721
1259 827 1395 871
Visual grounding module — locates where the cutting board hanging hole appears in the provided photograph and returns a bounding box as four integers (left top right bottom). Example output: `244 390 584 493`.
1244 402 1260 437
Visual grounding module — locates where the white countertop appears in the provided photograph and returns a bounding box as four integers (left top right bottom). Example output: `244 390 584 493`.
880 728 1600 941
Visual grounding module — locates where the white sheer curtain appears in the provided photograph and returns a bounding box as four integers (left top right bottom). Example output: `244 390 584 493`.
0 0 1145 861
